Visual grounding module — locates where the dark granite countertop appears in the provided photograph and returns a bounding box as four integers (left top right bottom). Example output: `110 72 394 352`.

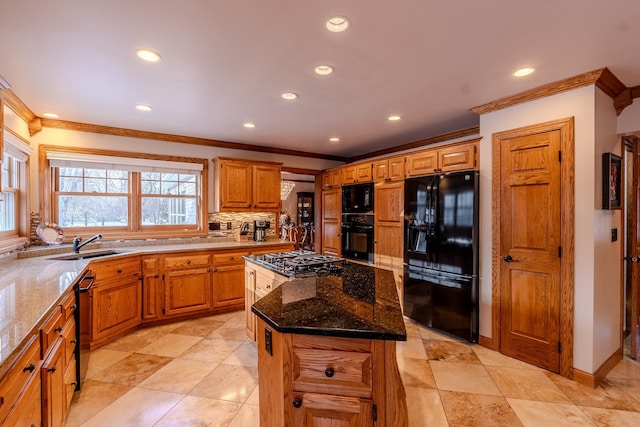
250 262 407 341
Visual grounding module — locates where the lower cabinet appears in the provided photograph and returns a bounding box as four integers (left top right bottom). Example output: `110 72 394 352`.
213 263 245 308
293 393 373 426
2 372 41 427
41 339 65 427
164 267 213 317
90 274 142 347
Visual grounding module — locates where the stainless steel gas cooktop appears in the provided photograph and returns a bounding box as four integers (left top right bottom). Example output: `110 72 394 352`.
255 250 344 278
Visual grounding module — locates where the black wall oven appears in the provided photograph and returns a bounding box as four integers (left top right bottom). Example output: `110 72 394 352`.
342 183 374 213
341 214 374 263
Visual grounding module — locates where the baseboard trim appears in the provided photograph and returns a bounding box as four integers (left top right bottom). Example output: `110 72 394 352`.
478 335 494 350
573 347 622 388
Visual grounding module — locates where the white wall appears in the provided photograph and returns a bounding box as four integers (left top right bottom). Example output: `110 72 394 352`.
592 88 622 371
617 99 640 135
30 127 342 213
478 85 621 373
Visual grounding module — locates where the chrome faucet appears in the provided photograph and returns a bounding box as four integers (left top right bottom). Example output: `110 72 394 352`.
72 234 103 254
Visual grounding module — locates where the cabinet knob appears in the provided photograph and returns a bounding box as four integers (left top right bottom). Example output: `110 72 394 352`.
117 269 123 273
71 381 78 387
23 363 36 373
70 304 77 311
230 257 234 260
292 398 303 408
187 260 191 265
324 367 334 378
54 326 63 333
71 339 77 344
47 366 57 373
154 274 160 279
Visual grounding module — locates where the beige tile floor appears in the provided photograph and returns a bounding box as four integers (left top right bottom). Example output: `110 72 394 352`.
66 311 640 426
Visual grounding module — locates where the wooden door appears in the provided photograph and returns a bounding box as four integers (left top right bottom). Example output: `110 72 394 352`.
164 268 213 317
90 276 142 345
220 161 252 209
253 163 281 209
624 136 640 360
322 189 341 257
293 393 373 427
374 182 404 269
499 130 562 372
213 264 245 308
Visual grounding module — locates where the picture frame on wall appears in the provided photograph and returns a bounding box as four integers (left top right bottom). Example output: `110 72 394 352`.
602 152 622 210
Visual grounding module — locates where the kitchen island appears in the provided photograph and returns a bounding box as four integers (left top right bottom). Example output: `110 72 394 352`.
249 259 408 426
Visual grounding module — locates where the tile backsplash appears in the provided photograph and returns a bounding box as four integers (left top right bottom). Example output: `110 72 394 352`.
208 212 277 238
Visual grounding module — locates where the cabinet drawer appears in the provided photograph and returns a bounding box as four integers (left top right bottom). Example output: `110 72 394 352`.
0 335 41 424
40 307 63 358
91 256 141 282
60 291 77 321
164 253 211 270
292 347 373 398
212 251 246 265
62 318 77 366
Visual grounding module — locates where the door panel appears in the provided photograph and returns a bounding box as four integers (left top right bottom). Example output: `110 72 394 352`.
500 130 561 372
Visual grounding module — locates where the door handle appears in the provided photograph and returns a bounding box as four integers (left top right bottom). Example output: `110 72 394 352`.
503 255 513 262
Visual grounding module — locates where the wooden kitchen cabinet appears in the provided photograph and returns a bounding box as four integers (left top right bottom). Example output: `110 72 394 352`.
89 256 142 348
322 168 342 189
374 181 404 270
41 339 65 427
163 253 213 318
374 155 405 182
257 319 407 427
342 162 373 184
212 251 246 309
214 157 281 211
405 140 478 177
245 261 289 342
0 334 41 427
141 255 163 322
321 188 341 257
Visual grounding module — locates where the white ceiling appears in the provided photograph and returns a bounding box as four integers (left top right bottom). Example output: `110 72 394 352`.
1 1 639 158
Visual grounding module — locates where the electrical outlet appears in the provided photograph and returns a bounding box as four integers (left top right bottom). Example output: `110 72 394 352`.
265 327 272 356
226 222 232 230
612 228 618 242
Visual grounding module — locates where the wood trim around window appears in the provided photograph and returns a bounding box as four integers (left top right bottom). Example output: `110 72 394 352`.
39 145 209 241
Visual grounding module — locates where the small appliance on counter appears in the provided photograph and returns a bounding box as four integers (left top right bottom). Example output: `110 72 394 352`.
254 220 270 241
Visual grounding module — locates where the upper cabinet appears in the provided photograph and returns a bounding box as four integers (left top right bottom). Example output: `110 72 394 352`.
322 168 342 189
374 155 405 182
214 157 281 211
342 162 373 184
406 140 478 177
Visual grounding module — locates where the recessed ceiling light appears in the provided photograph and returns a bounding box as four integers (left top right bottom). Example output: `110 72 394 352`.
329 137 340 143
388 115 402 121
42 112 59 118
136 49 161 62
281 92 299 100
135 104 152 112
326 16 350 32
243 122 256 128
314 65 334 75
513 67 535 77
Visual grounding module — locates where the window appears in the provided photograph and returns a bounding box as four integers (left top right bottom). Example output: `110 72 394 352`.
44 147 207 239
1 130 30 244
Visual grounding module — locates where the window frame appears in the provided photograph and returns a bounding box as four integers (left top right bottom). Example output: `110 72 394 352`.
0 132 30 252
40 145 208 241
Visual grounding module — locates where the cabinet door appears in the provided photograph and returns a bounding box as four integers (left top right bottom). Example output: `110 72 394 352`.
164 267 213 317
253 164 281 209
245 266 257 341
322 221 341 257
406 149 438 177
342 165 357 185
374 182 404 270
322 189 341 221
219 161 253 209
438 143 477 172
213 264 245 308
323 169 342 188
90 275 142 346
2 372 41 427
42 339 65 427
292 393 373 427
387 156 405 181
142 271 163 321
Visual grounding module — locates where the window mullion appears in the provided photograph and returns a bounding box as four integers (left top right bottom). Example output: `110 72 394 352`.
131 171 140 231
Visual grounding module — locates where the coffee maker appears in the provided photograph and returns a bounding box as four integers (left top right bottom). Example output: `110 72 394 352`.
253 220 269 242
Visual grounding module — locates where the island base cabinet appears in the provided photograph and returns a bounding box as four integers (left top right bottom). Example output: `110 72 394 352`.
42 339 65 427
2 373 41 427
256 318 407 427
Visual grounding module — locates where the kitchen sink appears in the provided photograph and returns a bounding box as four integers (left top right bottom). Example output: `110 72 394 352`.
48 250 128 261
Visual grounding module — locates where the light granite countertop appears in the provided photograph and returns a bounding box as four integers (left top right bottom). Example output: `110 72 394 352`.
0 238 291 376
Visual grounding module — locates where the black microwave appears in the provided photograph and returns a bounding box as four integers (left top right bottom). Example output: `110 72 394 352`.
342 182 374 213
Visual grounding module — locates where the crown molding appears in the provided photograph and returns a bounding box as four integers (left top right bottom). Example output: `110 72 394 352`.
2 89 37 124
471 67 634 116
39 118 349 162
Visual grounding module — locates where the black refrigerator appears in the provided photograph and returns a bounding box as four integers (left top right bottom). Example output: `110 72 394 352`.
403 170 479 342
